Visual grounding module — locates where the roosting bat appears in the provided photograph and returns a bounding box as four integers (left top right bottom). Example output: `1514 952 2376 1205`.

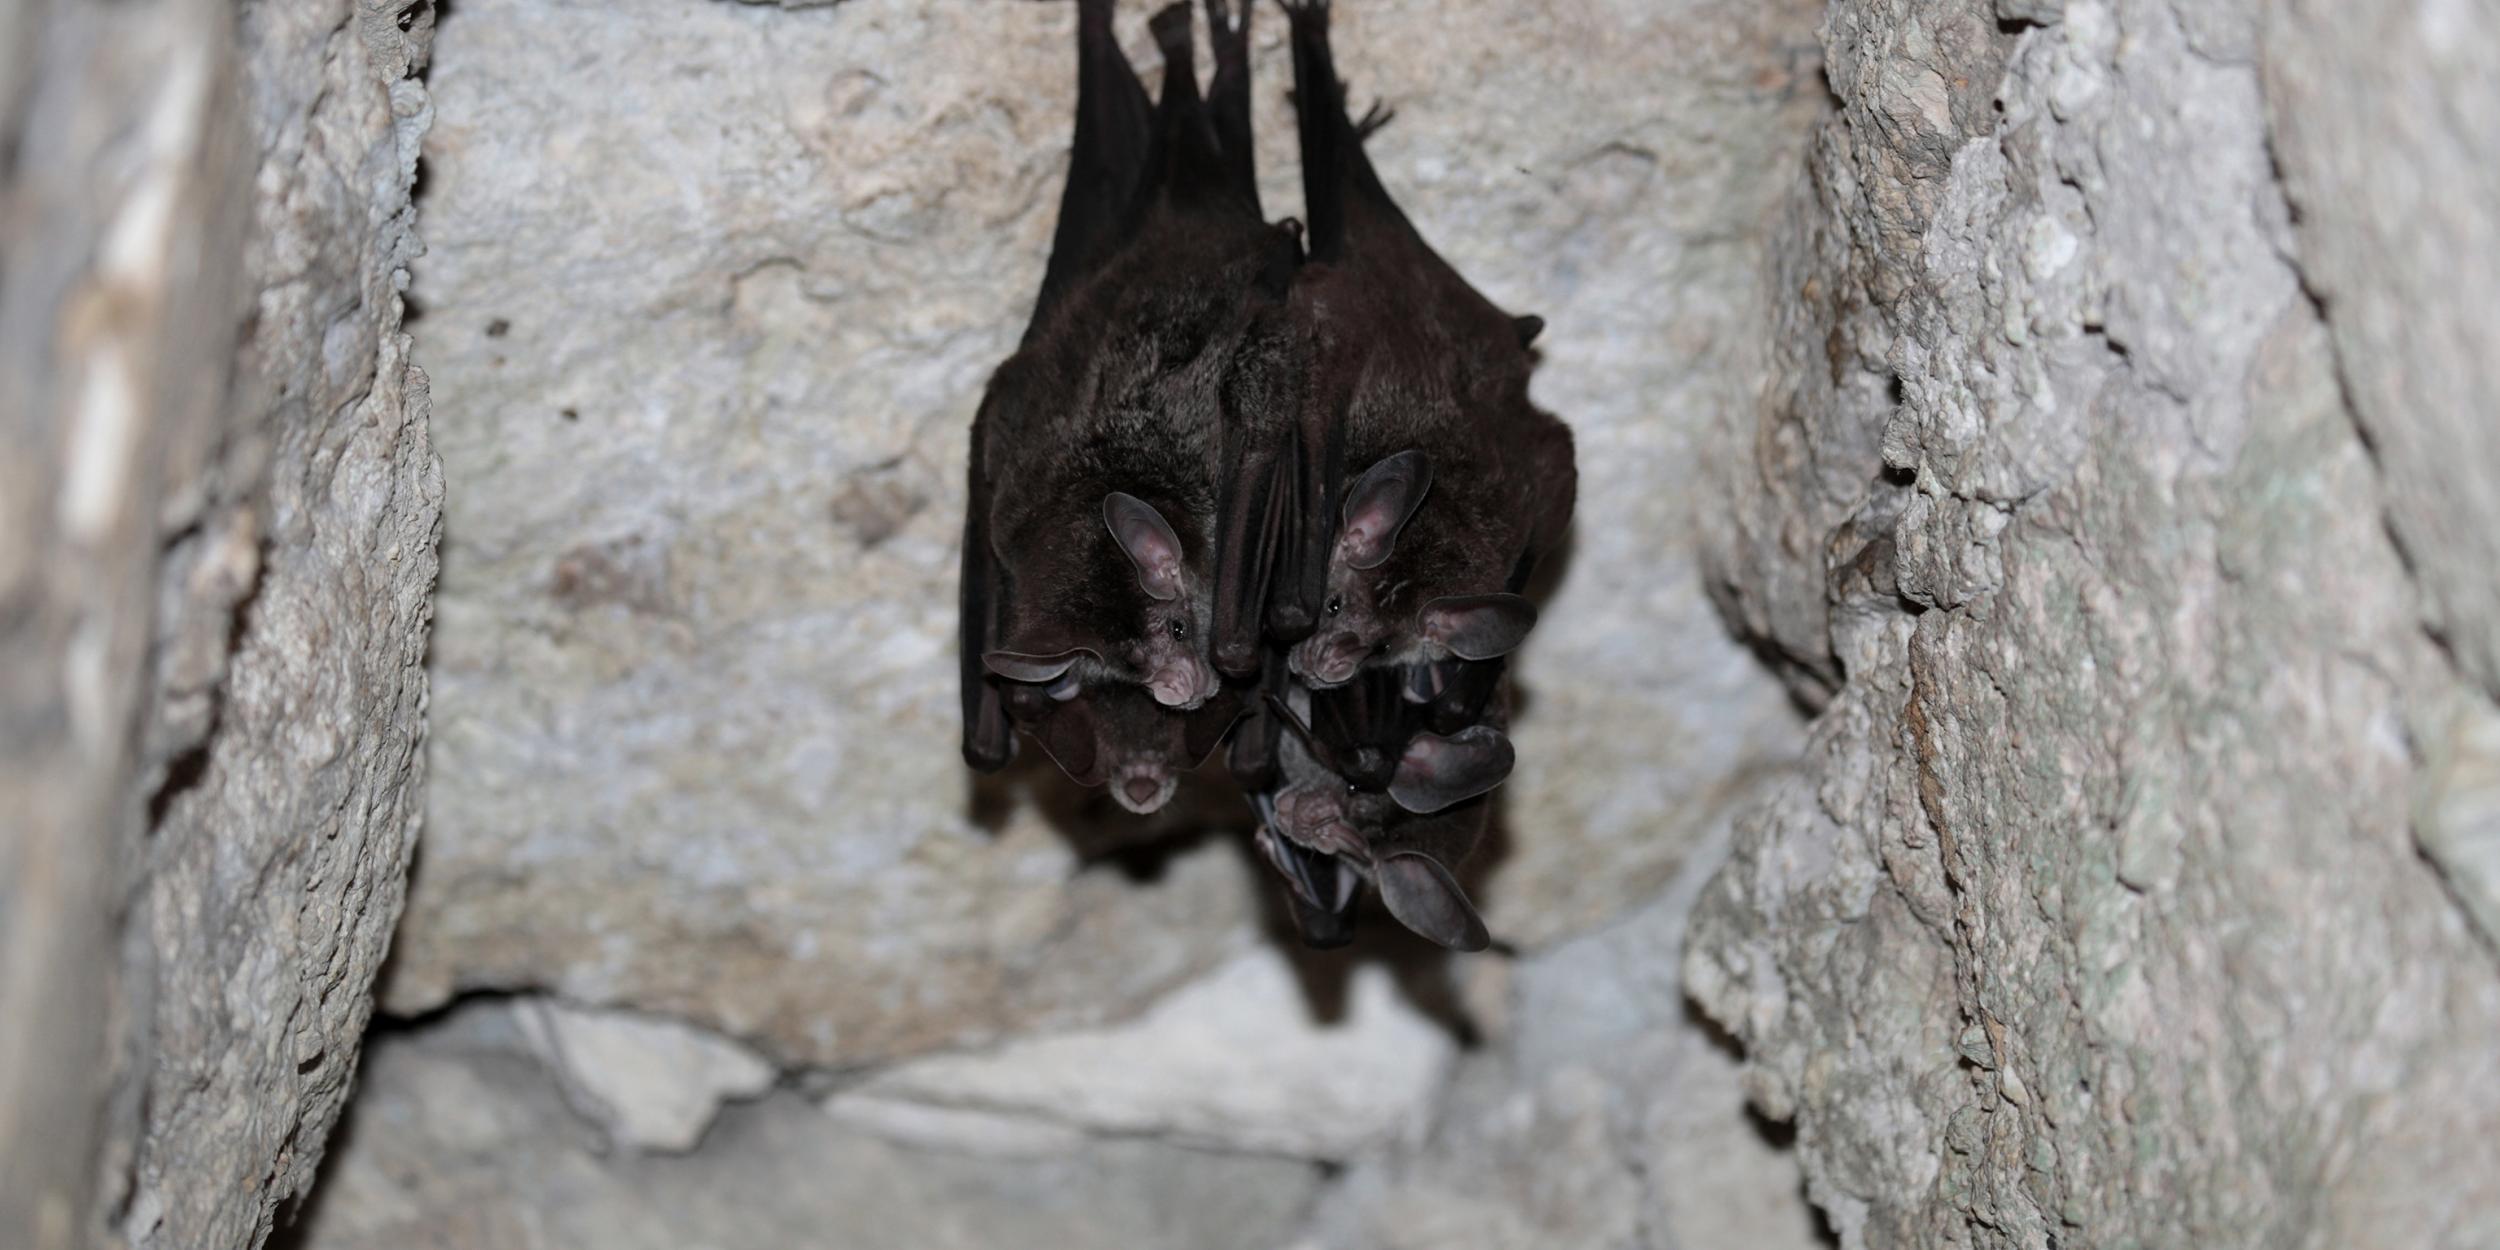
1007 677 1246 814
960 0 1572 954
1275 0 1576 690
963 0 1296 776
1255 666 1515 950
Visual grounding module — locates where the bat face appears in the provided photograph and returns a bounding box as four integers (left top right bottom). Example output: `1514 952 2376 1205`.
1287 452 1541 688
1013 677 1243 814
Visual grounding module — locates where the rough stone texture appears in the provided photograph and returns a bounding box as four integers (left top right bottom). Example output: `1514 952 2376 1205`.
828 948 1456 1161
1301 818 1828 1250
288 1007 1324 1250
510 1000 776 1153
393 0 1824 1065
2 0 437 1247
2260 1 2500 701
2 4 256 1244
1688 2 2500 1248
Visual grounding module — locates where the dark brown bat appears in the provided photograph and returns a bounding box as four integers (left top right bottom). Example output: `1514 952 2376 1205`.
1009 677 1245 814
965 0 1294 776
1275 0 1576 690
1254 672 1512 950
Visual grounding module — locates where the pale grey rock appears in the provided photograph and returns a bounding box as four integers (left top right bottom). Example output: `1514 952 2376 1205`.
1 1 437 1248
393 0 1826 1065
2261 0 2500 701
289 1018 1323 1250
1301 817 1824 1250
1690 1 2500 1247
511 1000 777 1153
829 947 1456 1161
2418 691 2500 956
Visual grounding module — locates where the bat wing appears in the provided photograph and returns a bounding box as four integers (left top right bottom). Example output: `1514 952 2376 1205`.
960 406 1017 772
1202 0 1259 213
1028 0 1155 338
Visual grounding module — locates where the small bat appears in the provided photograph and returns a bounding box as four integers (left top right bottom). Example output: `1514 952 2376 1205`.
1007 676 1245 814
965 0 1294 774
1254 669 1513 950
1274 0 1576 689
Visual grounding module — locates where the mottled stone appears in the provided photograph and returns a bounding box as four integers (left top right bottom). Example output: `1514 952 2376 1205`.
289 1016 1323 1250
511 1000 776 1153
828 948 1456 1161
1304 818 1825 1250
0 0 437 1247
1689 1 2500 1247
393 0 1822 1063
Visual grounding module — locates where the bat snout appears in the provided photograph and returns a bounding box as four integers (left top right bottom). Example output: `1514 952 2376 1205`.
1113 769 1176 815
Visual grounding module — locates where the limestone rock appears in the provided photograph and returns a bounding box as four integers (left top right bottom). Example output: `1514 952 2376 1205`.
289 1017 1323 1250
392 0 1823 1064
2261 1 2500 700
828 947 1457 1161
511 1000 777 1153
1303 821 1824 1250
0 1 438 1247
1688 1 2500 1246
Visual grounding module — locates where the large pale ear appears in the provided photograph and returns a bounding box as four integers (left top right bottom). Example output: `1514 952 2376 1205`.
1339 450 1431 571
983 647 1095 684
1374 851 1490 951
1104 492 1186 602
1420 593 1537 661
1389 725 1514 814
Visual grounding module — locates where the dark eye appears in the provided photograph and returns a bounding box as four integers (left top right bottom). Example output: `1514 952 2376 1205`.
1168 617 1188 640
1326 595 1344 616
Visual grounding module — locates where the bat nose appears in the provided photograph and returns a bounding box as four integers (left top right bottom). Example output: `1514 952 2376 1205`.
1124 776 1164 809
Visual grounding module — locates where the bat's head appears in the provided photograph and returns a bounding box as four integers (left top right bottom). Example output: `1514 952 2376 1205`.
1290 450 1431 685
1010 679 1242 814
984 491 1220 710
1288 450 1542 686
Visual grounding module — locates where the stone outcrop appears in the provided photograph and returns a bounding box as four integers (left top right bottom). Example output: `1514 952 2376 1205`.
0 1 438 1247
389 0 1821 1060
1687 2 2500 1246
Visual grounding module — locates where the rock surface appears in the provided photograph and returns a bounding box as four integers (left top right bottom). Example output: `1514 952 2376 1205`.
392 0 1824 1062
828 948 1457 1161
510 1000 777 1153
1303 818 1827 1250
288 1008 1324 1250
1 1 438 1248
1688 1 2500 1247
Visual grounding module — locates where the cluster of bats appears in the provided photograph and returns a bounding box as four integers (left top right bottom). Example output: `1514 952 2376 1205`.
959 0 1574 952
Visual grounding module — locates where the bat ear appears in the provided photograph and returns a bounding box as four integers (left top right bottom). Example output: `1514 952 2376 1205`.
1389 724 1514 814
1510 314 1544 348
1374 851 1490 952
1421 593 1537 661
1339 450 1431 571
1026 694 1107 787
1104 492 1187 601
983 645 1098 684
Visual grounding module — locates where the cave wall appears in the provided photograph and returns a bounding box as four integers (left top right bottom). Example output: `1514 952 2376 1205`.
388 0 1820 1064
0 1 438 1247
301 0 1834 1246
1687 1 2500 1247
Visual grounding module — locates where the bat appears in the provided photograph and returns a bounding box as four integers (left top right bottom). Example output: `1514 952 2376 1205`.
965 0 1296 775
1253 668 1513 950
1275 0 1576 690
1008 676 1246 814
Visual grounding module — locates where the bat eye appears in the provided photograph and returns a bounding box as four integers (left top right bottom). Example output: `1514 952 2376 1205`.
1168 617 1188 640
1326 595 1344 617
